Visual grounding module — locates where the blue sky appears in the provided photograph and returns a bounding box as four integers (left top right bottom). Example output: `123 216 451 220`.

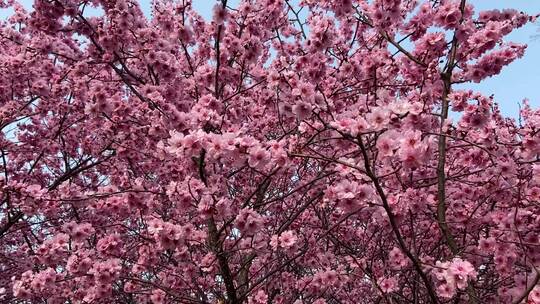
1 0 539 118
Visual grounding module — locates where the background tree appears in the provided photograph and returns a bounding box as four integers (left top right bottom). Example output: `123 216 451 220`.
0 0 539 303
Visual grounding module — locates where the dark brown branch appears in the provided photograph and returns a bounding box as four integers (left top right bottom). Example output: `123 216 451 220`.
357 136 439 304
0 212 23 239
207 218 239 304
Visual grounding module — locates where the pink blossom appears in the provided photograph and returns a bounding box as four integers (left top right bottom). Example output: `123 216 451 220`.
292 101 312 121
0 1 537 303
530 286 540 303
437 282 456 299
435 1 462 29
235 209 264 236
378 276 398 293
213 4 228 25
279 230 298 248
388 247 408 269
248 146 271 169
366 107 390 130
150 289 166 304
249 290 268 304
376 132 397 157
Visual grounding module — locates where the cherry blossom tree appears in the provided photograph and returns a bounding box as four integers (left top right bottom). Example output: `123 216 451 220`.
0 0 539 303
